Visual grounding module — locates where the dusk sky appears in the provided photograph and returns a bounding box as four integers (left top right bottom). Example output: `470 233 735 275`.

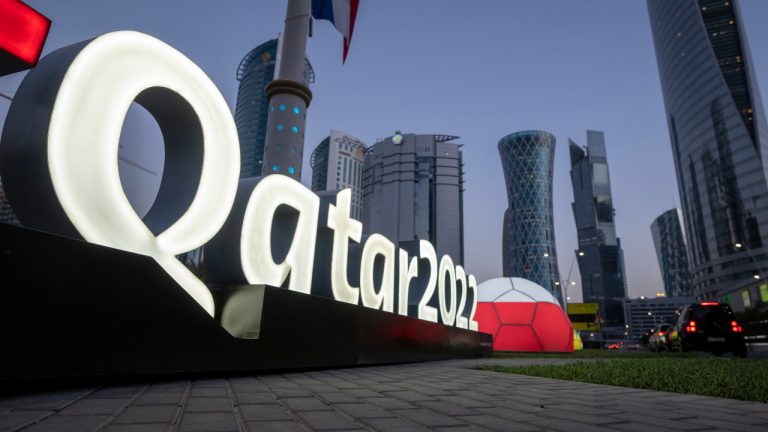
2 0 768 301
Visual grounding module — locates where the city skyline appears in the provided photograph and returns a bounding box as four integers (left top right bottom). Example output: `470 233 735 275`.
3 1 768 302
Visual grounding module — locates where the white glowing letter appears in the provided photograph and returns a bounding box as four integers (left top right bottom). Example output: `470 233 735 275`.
438 255 457 326
398 248 419 316
455 265 468 329
360 234 395 312
327 189 362 305
241 174 319 294
468 274 479 331
418 240 438 322
47 32 240 316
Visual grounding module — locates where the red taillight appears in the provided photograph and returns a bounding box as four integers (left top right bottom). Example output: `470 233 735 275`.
731 320 743 333
658 332 666 336
700 302 720 306
685 320 697 332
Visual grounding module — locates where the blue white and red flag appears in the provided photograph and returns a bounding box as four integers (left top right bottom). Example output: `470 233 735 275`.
311 0 360 63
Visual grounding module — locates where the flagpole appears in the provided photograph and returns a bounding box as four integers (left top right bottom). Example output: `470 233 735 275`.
261 0 312 180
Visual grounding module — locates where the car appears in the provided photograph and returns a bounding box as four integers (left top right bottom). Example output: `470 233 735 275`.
648 323 673 352
625 341 641 351
642 327 656 347
668 302 746 357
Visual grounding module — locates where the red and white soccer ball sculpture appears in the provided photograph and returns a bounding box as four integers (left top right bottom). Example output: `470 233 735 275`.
476 277 574 352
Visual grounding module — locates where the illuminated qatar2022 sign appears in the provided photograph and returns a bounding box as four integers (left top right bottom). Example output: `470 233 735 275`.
0 31 479 335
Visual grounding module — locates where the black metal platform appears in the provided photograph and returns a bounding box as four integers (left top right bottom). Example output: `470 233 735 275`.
0 224 491 381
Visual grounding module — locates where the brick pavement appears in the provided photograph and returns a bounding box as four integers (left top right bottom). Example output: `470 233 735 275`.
1 358 767 431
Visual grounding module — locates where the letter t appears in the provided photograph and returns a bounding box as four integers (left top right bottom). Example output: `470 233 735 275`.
327 189 362 304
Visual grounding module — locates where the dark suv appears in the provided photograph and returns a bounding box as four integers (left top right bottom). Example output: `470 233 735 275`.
668 302 746 357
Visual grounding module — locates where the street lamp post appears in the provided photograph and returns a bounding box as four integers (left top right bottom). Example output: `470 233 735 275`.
560 250 584 306
735 242 764 279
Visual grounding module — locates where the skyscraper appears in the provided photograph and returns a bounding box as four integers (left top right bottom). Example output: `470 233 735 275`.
310 130 367 220
362 133 464 264
569 130 627 326
498 131 561 300
648 0 768 302
651 209 694 298
234 38 314 178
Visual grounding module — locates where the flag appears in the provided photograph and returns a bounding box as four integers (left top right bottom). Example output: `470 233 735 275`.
311 0 360 63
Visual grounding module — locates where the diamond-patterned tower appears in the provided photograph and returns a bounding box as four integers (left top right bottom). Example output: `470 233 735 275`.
498 131 562 301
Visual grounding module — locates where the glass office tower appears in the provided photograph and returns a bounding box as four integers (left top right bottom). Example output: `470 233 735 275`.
234 39 314 178
362 133 464 264
648 0 768 306
651 209 694 298
498 131 561 300
570 130 627 326
310 130 367 221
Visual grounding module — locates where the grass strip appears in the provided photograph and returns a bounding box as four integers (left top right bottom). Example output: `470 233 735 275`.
482 358 768 403
492 349 700 359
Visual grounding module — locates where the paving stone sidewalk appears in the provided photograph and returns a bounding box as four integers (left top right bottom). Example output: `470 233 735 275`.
1 358 767 432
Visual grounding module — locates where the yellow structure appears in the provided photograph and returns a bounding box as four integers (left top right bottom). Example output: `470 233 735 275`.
567 303 600 331
573 330 583 351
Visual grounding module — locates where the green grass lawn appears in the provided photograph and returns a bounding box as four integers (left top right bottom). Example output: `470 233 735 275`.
492 349 699 359
482 354 768 403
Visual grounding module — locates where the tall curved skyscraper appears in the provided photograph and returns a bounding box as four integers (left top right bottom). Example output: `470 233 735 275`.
648 0 768 306
234 39 314 178
498 131 561 300
569 131 627 327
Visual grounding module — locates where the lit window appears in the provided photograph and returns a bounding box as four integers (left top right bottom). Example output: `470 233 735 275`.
288 166 295 175
293 107 300 114
272 164 280 172
279 104 286 111
292 126 299 133
277 124 285 131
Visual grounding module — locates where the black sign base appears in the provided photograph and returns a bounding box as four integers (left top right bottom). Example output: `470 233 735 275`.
0 224 491 381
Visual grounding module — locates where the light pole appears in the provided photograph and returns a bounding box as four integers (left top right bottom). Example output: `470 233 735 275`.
560 250 584 306
735 242 764 279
